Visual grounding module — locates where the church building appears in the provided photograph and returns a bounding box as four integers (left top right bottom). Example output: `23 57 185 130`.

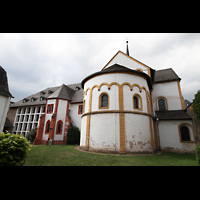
80 42 195 154
9 42 196 153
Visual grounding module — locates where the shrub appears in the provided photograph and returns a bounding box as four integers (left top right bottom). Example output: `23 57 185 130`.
0 132 31 166
195 144 200 165
67 126 80 145
26 128 37 143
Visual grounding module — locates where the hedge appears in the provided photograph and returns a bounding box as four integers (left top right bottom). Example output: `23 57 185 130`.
67 126 80 145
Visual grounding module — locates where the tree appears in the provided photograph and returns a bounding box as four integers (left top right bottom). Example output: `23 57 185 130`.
26 128 37 143
193 90 200 123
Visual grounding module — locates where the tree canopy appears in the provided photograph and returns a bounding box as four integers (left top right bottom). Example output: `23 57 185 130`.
193 90 200 123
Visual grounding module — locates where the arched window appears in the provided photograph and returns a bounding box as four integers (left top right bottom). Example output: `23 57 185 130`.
56 120 63 135
45 120 50 134
180 126 190 141
134 96 138 108
133 94 142 110
99 93 109 109
158 98 166 110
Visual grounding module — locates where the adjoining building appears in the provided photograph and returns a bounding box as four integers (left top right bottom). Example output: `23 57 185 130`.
0 66 13 133
10 83 83 144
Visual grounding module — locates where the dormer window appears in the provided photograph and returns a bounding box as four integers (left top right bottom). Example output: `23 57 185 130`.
23 98 28 103
48 90 53 94
40 96 44 101
40 91 45 95
31 97 36 102
75 86 80 91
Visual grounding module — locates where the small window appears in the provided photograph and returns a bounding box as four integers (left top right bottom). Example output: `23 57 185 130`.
40 91 45 95
23 98 28 103
180 126 190 141
47 104 54 113
101 94 108 108
158 98 166 111
133 94 142 110
75 86 80 91
78 105 83 114
40 96 44 101
31 97 35 102
48 90 53 94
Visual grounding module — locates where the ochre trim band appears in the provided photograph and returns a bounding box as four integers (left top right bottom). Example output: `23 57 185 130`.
81 110 152 118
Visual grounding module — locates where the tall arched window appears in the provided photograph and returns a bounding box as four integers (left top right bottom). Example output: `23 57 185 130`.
158 99 165 110
99 93 109 109
134 96 138 108
180 126 190 141
45 120 50 134
56 120 63 135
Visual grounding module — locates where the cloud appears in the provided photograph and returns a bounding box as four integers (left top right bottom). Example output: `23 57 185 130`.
0 33 199 102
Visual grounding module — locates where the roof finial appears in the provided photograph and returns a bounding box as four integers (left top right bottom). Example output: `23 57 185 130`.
126 40 129 56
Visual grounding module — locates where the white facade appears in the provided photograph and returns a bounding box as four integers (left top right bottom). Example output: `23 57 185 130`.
152 81 182 112
0 95 11 133
81 68 153 153
158 120 195 153
80 50 195 154
13 105 46 136
69 103 82 130
103 51 150 75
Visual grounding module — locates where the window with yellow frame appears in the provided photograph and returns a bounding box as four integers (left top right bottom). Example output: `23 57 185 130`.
133 94 143 111
99 92 109 109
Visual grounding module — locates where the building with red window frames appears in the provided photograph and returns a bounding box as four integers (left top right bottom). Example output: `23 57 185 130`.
9 83 83 145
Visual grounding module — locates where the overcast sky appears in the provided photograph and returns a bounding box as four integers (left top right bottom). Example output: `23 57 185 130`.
0 33 199 102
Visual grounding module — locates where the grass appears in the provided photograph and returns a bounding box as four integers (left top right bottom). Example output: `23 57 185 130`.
24 145 198 166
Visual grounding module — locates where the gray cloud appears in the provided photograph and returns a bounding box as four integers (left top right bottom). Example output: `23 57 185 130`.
0 33 199 102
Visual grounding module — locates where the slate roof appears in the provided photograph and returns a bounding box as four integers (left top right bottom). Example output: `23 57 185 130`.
81 63 153 90
10 83 83 108
0 66 13 98
154 68 180 83
48 84 75 100
155 110 192 120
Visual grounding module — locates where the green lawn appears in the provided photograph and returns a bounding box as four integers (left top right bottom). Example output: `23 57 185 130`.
24 145 198 166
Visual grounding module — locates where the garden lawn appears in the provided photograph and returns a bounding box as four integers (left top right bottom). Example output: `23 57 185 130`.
24 145 198 166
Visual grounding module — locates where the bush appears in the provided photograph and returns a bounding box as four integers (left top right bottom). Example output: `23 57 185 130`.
67 126 80 145
0 132 31 166
195 144 200 165
26 128 37 143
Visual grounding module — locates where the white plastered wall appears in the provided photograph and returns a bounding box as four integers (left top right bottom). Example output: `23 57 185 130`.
89 113 120 151
158 120 195 153
125 114 152 152
152 81 182 113
42 99 56 140
105 51 150 75
54 99 68 141
0 95 10 133
69 103 82 130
